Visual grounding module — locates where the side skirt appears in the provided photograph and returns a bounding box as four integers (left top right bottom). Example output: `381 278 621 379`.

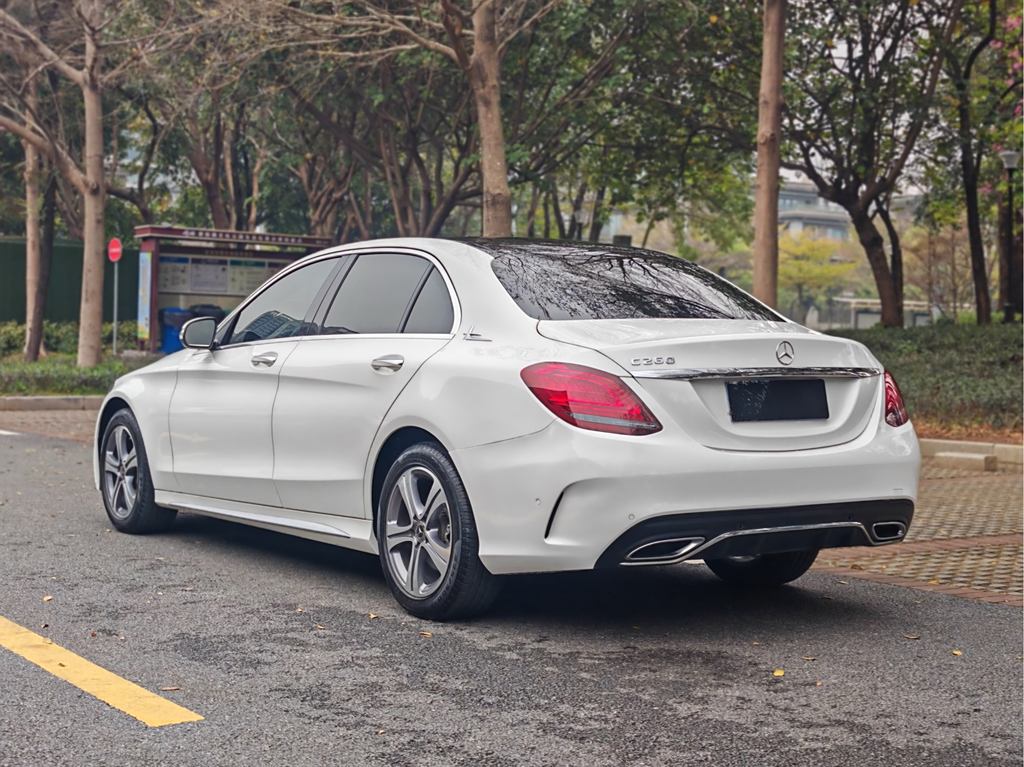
154 490 378 554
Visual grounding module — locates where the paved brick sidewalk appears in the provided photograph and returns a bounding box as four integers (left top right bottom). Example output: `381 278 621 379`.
2 409 1021 604
817 460 1023 606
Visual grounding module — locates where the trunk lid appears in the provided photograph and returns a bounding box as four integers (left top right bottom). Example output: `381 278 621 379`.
538 319 881 451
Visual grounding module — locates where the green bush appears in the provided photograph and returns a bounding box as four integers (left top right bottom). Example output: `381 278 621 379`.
831 324 1023 430
0 354 153 396
0 321 139 357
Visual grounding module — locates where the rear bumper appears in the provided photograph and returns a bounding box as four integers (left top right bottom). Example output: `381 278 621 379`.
594 499 914 568
451 416 920 575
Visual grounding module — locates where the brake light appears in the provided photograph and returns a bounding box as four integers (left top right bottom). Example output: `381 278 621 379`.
520 362 662 436
883 371 909 427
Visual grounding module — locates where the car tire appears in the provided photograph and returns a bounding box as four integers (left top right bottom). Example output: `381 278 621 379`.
705 550 818 587
99 409 176 534
377 443 501 620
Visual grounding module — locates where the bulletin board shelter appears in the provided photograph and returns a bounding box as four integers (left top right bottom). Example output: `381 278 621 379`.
134 225 330 352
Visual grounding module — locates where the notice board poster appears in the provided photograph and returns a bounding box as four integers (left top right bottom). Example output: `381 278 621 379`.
190 258 230 294
229 259 270 295
137 250 152 341
158 256 189 292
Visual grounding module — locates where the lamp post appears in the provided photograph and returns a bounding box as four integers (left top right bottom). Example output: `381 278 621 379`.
999 149 1021 323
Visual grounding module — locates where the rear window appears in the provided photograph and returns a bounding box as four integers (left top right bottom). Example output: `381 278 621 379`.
488 244 779 321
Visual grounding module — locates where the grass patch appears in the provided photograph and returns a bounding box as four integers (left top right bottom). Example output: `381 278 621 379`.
831 324 1023 433
0 354 154 396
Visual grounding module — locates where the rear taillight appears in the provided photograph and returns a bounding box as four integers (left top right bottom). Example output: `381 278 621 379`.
520 362 662 436
883 371 909 427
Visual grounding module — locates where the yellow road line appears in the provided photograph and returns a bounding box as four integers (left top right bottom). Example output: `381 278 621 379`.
0 615 203 727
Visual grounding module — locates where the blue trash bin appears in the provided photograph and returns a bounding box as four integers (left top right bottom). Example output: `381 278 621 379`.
159 307 194 354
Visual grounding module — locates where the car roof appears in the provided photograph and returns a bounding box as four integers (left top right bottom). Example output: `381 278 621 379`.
458 237 685 264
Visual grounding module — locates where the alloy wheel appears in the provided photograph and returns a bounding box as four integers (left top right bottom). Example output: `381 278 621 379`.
384 466 453 599
103 425 139 520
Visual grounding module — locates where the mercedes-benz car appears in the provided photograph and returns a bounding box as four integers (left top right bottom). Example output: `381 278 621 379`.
94 238 919 619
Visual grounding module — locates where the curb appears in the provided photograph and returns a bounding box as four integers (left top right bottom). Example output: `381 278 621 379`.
919 437 1023 466
0 395 104 412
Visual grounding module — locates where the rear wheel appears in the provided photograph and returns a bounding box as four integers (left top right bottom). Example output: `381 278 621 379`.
100 409 176 534
377 443 500 620
705 550 818 587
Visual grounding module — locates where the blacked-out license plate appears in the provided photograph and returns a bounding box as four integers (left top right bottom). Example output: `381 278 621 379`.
726 379 829 422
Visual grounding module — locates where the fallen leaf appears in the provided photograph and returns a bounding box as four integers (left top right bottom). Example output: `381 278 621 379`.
159 686 181 692
849 563 864 571
802 656 816 661
294 607 305 613
376 729 385 736
42 595 53 603
771 668 785 678
927 579 940 585
903 634 921 640
368 613 379 620
39 623 48 629
419 630 433 638
837 580 849 585
952 649 963 657
89 631 97 638
815 680 823 687
314 623 326 630
751 641 761 646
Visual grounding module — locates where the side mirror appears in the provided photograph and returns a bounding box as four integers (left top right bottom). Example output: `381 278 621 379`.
180 316 217 350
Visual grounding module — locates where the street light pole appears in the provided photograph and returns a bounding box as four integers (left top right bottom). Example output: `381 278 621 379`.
999 150 1021 323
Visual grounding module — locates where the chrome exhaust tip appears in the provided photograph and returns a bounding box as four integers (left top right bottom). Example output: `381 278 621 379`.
871 521 907 542
623 537 705 566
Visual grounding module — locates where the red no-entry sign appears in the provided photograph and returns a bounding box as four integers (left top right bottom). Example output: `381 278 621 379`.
107 237 122 263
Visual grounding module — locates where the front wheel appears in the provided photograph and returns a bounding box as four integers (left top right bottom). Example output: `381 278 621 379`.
100 409 176 534
377 443 500 620
705 550 818 587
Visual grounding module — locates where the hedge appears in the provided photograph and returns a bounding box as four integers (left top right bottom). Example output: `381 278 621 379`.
0 355 151 396
0 320 137 357
831 324 1023 431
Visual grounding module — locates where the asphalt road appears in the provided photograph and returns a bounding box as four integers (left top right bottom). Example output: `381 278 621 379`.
0 431 1020 767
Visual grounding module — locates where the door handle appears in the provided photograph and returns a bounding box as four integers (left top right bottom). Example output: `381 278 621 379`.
371 354 404 373
250 351 279 367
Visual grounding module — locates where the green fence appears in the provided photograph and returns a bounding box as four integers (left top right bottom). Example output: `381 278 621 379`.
0 237 139 323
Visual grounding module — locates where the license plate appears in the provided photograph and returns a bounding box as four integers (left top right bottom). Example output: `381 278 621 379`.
726 379 829 422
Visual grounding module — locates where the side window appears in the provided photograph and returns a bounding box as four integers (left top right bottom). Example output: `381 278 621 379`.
321 254 430 335
227 258 337 345
403 268 454 334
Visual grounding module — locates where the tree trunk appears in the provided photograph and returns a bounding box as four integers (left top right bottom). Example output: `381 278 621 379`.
526 183 540 238
588 185 606 242
877 204 904 324
959 113 991 323
469 1 512 237
851 210 902 327
751 0 785 308
22 81 45 361
77 67 106 367
185 121 231 229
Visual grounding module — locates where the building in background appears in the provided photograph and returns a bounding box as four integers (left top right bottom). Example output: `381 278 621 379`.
778 179 850 241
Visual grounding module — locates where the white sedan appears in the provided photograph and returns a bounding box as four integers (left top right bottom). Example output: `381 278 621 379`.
94 238 920 619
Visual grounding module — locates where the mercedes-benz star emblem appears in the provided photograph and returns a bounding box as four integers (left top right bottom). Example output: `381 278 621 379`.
775 341 795 366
